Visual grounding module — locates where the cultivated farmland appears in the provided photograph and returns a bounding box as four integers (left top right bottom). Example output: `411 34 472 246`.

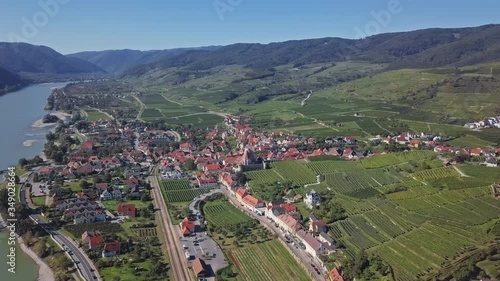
229 240 310 281
203 200 253 229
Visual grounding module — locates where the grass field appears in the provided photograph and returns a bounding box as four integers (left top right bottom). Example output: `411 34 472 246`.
31 196 46 207
81 107 113 121
229 240 310 281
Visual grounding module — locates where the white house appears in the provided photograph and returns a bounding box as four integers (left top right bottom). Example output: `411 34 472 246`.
304 190 321 209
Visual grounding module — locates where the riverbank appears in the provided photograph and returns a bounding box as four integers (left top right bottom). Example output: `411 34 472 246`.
18 236 55 281
0 212 53 281
32 111 72 128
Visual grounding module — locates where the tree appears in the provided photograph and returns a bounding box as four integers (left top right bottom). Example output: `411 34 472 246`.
18 158 28 167
80 181 90 189
184 159 196 171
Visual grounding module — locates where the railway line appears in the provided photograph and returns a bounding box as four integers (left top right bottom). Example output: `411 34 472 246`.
150 168 192 281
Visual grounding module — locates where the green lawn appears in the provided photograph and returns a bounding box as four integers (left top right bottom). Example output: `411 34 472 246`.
31 196 46 207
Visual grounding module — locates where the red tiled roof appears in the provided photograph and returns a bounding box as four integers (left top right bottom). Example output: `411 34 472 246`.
329 268 344 281
117 204 135 215
277 214 302 232
242 194 262 208
235 188 248 198
193 258 206 276
103 242 121 252
180 217 195 231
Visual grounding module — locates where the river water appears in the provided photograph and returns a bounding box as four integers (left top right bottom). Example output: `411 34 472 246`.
0 82 67 281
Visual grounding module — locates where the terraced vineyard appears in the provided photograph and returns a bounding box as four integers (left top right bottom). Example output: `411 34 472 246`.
361 151 437 169
271 160 317 185
325 168 403 198
306 160 364 174
412 167 460 181
203 200 253 229
245 169 283 186
229 240 310 281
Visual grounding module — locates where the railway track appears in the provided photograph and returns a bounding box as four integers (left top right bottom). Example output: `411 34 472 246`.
151 169 192 281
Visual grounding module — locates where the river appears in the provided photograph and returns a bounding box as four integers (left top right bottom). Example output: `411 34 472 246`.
0 83 67 170
0 83 67 281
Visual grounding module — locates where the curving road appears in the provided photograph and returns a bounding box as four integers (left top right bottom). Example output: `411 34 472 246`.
150 168 192 281
19 172 100 281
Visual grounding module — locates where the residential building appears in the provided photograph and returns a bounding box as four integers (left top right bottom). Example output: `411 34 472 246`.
117 203 136 217
304 190 321 209
102 242 121 258
81 231 102 249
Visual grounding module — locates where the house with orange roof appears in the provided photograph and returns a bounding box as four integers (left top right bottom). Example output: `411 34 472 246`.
117 203 136 217
242 194 264 211
82 230 102 249
276 214 303 234
102 242 121 258
329 268 344 281
193 258 207 278
180 217 196 236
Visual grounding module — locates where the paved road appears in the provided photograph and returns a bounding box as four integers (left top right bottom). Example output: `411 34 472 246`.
186 189 227 277
150 168 193 281
19 172 100 281
221 187 327 281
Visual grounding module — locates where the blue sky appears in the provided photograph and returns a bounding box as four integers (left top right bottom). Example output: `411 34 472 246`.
0 0 499 54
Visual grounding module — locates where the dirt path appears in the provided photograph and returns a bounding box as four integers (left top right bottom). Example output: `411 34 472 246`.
133 96 146 120
452 165 470 177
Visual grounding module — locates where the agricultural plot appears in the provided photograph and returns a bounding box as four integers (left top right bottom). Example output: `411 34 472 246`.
245 169 283 186
161 188 213 203
364 211 407 238
446 135 495 148
271 160 317 186
325 168 402 198
203 200 253 229
412 167 460 181
140 108 164 119
81 107 112 121
306 160 364 174
229 240 310 281
361 154 402 169
427 176 493 190
160 180 191 190
456 165 500 182
168 113 224 129
361 151 437 169
131 228 158 237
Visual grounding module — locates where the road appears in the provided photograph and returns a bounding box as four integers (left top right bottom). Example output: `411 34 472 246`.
19 172 100 281
221 187 327 281
150 168 193 281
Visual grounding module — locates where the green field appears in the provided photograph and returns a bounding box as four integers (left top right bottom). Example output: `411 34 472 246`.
81 107 113 121
203 200 253 229
446 135 496 148
229 240 310 281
